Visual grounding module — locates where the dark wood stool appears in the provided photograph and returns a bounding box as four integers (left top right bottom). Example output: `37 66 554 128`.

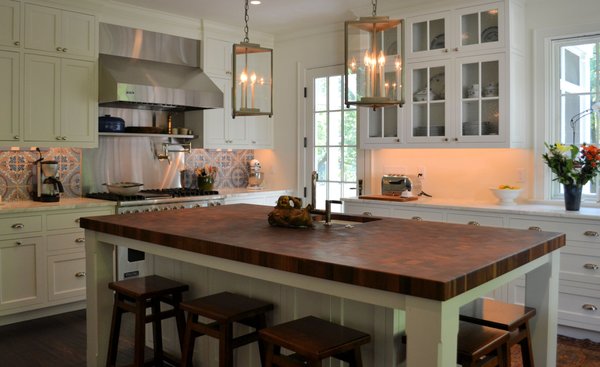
179 291 274 367
106 275 189 367
460 298 536 367
259 315 371 367
457 321 510 367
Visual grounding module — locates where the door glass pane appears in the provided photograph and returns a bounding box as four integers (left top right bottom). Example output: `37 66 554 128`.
329 147 342 181
315 112 327 145
482 100 499 135
430 103 445 136
413 104 428 136
430 66 445 100
344 147 357 182
344 111 357 145
412 21 427 52
383 107 398 137
347 74 357 108
329 75 342 110
429 19 445 50
482 61 499 97
368 109 382 138
329 111 342 146
462 63 479 99
462 101 480 136
315 77 327 111
315 147 327 181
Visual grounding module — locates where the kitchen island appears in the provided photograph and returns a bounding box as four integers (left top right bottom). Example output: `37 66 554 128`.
81 204 565 367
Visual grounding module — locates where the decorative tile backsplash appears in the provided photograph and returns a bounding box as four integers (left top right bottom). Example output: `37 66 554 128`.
0 148 253 201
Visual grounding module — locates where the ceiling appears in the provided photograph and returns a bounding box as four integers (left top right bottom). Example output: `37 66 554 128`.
111 0 407 34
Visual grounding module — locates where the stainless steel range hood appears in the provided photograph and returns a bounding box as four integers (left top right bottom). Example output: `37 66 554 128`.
98 23 223 111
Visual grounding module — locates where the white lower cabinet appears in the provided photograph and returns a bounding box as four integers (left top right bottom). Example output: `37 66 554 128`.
0 236 44 311
224 191 291 206
343 199 600 334
0 205 113 320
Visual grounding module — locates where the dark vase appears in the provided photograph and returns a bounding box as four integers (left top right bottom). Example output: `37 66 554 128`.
563 184 583 211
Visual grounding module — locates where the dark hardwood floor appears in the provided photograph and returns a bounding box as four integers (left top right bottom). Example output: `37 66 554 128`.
0 310 168 367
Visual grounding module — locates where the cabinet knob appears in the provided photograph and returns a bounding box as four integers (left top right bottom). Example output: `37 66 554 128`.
74 218 80 223
582 304 598 311
363 212 373 216
62 48 67 52
443 138 449 142
14 41 20 46
468 221 480 226
11 223 24 229
412 216 423 221
583 263 599 270
226 71 232 75
453 138 458 142
395 138 400 142
62 136 67 140
443 48 449 53
15 241 22 245
528 226 542 231
453 47 459 52
251 140 256 144
584 230 599 237
13 135 19 140
75 238 85 243
56 136 62 140
56 47 63 52
75 272 86 278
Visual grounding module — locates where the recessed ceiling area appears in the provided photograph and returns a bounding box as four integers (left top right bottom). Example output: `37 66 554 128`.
110 0 410 34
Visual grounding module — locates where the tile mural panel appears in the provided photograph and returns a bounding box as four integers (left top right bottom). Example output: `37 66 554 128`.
0 148 254 201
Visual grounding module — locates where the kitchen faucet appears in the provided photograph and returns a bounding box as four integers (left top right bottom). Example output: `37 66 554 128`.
311 171 318 209
324 199 343 226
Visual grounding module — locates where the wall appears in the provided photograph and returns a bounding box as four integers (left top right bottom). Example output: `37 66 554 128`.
266 0 600 202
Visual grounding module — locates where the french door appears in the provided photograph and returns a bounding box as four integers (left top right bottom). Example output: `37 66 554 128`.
305 65 365 211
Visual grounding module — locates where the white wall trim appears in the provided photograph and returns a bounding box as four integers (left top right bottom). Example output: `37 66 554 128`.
532 23 600 200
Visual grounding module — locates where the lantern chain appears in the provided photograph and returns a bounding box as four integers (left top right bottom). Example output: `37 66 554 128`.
372 0 377 17
243 0 250 43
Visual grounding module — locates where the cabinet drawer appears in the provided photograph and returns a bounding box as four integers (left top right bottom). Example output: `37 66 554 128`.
391 208 444 222
344 203 392 218
446 212 504 227
46 209 112 231
509 217 600 244
47 231 86 252
47 252 86 301
0 215 42 235
560 250 600 284
558 287 600 332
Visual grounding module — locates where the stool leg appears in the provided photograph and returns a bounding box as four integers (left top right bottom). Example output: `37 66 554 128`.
134 299 146 367
263 342 274 367
172 292 187 353
219 322 234 367
350 348 363 367
106 293 123 367
151 298 164 366
255 314 268 367
520 322 535 367
181 314 198 367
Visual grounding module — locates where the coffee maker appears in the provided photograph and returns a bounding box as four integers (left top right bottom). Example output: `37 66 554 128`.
247 159 264 190
32 151 64 202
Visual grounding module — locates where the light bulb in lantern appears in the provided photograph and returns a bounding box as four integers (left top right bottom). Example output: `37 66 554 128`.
250 72 257 109
350 57 357 72
240 70 248 109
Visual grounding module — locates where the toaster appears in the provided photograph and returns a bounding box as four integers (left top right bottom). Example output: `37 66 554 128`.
381 174 413 196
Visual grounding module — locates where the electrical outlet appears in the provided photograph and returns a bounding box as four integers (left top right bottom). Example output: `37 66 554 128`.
417 166 426 180
517 168 526 183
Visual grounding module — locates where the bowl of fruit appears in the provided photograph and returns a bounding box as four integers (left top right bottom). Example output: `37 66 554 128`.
490 185 522 205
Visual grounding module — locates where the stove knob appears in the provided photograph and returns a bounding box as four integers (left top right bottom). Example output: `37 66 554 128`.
194 204 203 208
133 209 140 213
215 202 222 206
153 208 160 211
162 207 169 211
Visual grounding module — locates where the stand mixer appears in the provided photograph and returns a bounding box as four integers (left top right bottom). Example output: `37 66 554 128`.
247 159 264 190
31 149 64 202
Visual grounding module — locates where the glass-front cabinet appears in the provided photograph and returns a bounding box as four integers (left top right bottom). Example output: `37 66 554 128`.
359 106 401 147
406 61 451 143
406 3 503 59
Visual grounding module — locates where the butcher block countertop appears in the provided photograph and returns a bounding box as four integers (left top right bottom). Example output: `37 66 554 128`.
80 204 565 301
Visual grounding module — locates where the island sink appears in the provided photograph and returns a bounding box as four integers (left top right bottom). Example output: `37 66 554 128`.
311 212 381 227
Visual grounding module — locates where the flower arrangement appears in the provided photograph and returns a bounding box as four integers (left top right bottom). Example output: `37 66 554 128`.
542 142 600 186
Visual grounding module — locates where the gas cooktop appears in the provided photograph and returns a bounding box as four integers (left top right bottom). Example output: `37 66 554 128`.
86 188 220 202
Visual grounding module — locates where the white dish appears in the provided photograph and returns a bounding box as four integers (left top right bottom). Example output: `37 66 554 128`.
490 188 522 205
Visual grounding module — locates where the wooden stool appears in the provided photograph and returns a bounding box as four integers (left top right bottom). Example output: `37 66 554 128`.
106 275 189 367
457 321 510 367
259 316 371 367
460 298 537 367
179 292 274 367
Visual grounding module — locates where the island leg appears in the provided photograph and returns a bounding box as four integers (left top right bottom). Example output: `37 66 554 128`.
86 230 115 367
405 296 459 367
525 251 559 367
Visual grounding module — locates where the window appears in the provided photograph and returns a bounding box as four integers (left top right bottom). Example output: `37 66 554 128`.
305 66 362 211
551 35 600 199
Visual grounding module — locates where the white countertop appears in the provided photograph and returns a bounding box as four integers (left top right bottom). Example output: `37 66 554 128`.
0 198 116 214
218 187 293 198
343 196 600 221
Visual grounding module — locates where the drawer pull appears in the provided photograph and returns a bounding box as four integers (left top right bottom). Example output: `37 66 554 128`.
11 223 24 229
363 212 373 216
583 263 599 270
75 238 85 243
468 221 480 226
584 231 599 237
75 218 81 223
14 41 20 46
15 241 22 245
412 216 423 221
582 304 598 311
528 226 542 231
75 272 86 278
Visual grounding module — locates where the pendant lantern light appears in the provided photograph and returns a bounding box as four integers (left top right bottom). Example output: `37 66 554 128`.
345 0 404 109
232 0 273 118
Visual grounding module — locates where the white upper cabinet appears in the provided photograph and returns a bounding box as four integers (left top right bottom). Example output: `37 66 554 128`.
363 0 525 149
24 3 95 58
0 50 19 143
0 0 20 48
203 37 233 78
